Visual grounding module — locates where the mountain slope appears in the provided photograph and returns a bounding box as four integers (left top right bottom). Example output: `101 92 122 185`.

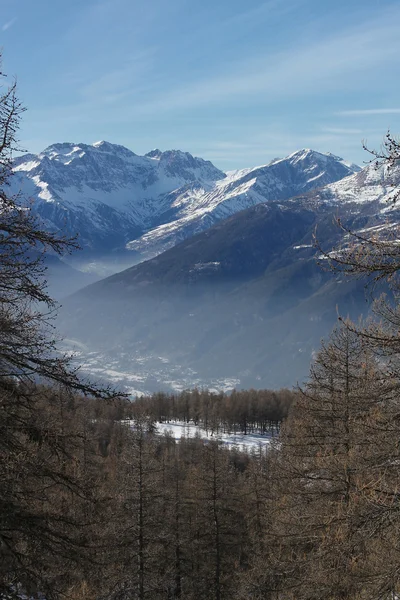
127 149 360 257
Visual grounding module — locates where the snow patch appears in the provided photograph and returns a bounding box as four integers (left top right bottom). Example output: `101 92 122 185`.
155 420 274 451
14 160 40 172
192 261 221 271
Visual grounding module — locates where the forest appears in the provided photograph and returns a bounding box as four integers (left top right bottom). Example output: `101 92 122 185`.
3 54 400 600
127 388 295 434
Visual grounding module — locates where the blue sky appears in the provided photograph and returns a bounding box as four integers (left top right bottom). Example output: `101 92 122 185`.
1 0 400 170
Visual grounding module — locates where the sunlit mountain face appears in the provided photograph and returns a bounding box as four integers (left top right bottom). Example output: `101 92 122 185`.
12 142 359 274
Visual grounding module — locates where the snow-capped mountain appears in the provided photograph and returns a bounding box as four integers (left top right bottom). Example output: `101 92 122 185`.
11 142 359 264
11 141 225 255
127 148 360 257
308 160 400 209
285 160 400 246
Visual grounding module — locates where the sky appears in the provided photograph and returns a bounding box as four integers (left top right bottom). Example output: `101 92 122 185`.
1 0 400 170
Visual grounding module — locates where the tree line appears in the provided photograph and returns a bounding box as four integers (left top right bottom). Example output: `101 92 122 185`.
128 387 296 434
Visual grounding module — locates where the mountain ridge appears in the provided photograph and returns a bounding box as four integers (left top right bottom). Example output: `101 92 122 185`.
11 142 359 270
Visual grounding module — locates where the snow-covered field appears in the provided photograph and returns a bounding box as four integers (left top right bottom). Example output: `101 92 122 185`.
156 421 275 451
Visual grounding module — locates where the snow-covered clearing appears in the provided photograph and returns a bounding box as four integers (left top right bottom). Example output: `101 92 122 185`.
155 421 275 451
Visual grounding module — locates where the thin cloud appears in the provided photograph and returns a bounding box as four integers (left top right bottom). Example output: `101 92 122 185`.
338 109 400 116
41 1 400 125
221 0 301 30
321 127 363 135
2 18 17 32
79 48 157 102
123 5 400 116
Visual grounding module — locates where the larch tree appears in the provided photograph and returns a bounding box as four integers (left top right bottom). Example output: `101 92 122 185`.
271 324 386 600
316 131 400 597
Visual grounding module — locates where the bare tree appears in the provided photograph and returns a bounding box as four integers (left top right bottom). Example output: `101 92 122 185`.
0 56 117 396
0 53 124 599
269 324 388 600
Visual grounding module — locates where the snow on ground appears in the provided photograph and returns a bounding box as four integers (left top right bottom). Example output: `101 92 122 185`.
155 421 275 451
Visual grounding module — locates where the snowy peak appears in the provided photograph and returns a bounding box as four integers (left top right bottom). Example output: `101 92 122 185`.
283 148 360 174
286 148 317 163
39 140 138 164
15 141 225 188
287 148 337 162
221 147 360 198
316 159 400 209
144 148 226 182
145 149 163 159
12 141 225 206
158 149 225 182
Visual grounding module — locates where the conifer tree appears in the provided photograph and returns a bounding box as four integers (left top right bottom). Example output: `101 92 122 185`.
272 324 384 600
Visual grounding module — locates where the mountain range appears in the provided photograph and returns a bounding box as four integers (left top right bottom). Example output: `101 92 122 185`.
12 142 359 272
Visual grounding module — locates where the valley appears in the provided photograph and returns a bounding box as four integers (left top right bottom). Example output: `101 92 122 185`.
65 340 241 397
